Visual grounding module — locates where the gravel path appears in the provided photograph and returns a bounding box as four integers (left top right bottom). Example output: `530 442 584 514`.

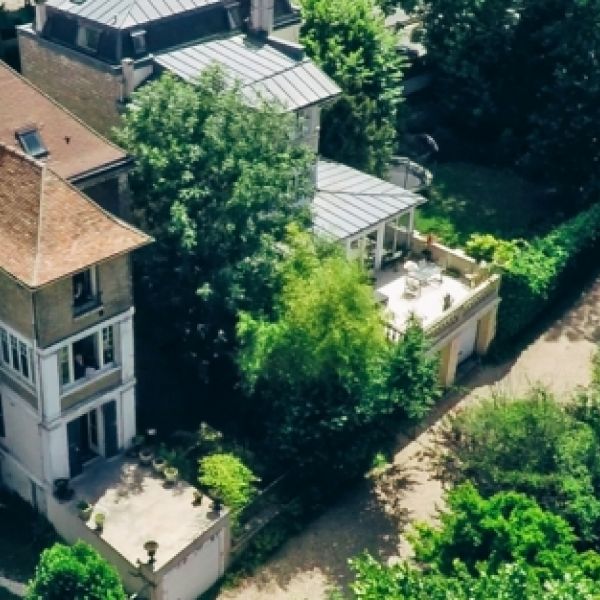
219 276 600 600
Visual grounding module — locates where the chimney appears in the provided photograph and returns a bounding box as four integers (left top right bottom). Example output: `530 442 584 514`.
121 58 136 100
34 0 48 34
250 0 274 36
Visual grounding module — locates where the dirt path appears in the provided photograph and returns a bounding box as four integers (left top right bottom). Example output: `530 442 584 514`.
219 277 600 600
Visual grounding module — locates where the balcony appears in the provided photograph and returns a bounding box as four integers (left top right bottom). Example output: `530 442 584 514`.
375 232 500 344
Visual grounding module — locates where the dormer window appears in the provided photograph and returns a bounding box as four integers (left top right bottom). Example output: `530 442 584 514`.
73 267 100 316
131 29 147 55
77 24 101 52
16 128 48 159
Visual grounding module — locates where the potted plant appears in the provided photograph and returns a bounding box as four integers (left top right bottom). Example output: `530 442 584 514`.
152 456 167 474
138 447 154 467
53 478 74 502
212 497 223 514
163 466 178 485
76 500 92 521
94 512 105 532
192 490 203 506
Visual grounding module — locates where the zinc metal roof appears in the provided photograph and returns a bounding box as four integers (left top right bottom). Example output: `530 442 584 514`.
313 160 427 241
46 0 219 29
154 35 341 112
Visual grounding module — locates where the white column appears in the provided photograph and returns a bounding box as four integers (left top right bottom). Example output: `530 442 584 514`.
40 423 69 482
120 388 137 448
408 209 415 249
120 317 135 382
374 223 385 270
40 353 60 422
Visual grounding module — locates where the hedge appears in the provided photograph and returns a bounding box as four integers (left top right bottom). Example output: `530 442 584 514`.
495 202 600 346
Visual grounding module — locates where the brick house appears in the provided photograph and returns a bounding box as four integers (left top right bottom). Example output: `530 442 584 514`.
0 144 231 600
0 61 133 217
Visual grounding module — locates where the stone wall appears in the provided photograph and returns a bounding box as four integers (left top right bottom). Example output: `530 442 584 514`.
34 256 133 349
18 29 123 137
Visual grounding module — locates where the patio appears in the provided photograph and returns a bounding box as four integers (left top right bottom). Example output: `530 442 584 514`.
67 456 226 571
375 262 472 330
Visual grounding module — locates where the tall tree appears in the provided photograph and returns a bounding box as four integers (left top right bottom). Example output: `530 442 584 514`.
26 542 126 600
300 0 405 176
116 69 314 382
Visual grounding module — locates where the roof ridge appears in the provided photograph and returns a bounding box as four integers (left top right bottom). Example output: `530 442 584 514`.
0 62 127 159
32 163 47 287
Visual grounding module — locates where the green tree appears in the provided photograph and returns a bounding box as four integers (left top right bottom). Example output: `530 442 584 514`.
300 0 404 176
116 69 314 382
237 229 389 464
26 542 126 600
440 388 600 546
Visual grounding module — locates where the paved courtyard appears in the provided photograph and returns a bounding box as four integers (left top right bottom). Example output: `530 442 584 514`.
219 275 600 600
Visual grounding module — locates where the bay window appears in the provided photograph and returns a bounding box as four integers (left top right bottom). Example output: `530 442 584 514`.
0 326 35 385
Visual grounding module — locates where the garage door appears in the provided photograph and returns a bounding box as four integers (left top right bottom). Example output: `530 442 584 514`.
161 529 223 600
456 321 478 365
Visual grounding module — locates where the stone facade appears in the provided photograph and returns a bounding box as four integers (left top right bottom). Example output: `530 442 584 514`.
34 255 133 349
18 30 123 137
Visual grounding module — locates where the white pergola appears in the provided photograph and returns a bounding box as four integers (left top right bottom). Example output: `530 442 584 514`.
313 160 427 270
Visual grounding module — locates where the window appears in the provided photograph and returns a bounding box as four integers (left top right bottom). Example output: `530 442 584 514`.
226 2 242 29
73 267 100 316
0 394 5 438
15 128 48 159
0 326 35 385
58 325 116 389
131 29 147 55
0 330 9 364
77 25 101 52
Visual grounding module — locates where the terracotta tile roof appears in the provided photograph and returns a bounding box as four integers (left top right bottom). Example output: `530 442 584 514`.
0 62 128 181
0 144 152 289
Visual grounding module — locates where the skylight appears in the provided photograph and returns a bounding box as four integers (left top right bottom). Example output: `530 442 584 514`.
16 128 48 159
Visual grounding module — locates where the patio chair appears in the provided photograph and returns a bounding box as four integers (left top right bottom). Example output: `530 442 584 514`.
404 277 421 298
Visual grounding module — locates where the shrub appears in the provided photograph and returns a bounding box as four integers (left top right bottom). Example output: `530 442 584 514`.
440 388 600 546
464 233 522 265
495 202 600 345
26 541 126 600
198 453 259 513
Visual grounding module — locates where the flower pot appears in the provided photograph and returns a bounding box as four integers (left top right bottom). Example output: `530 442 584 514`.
163 467 178 484
138 447 154 467
152 457 167 474
77 502 92 521
94 512 105 532
192 490 203 506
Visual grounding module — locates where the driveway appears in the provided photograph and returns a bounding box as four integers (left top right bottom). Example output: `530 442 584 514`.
218 276 600 600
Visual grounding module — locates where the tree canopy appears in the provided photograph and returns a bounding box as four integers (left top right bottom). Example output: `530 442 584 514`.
237 228 439 474
300 0 404 176
116 69 314 379
420 0 600 202
26 542 126 600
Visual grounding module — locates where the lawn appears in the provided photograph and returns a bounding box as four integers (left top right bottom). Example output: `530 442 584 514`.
0 490 58 584
415 162 558 248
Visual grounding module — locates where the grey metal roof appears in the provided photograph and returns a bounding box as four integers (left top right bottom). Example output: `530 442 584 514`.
46 0 219 29
154 35 341 112
313 160 427 241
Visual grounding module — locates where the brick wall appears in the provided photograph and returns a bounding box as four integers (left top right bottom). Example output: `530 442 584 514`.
18 31 123 137
0 272 34 339
34 255 133 348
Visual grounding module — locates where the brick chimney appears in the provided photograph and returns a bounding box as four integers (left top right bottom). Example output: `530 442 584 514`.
249 0 274 36
34 0 48 34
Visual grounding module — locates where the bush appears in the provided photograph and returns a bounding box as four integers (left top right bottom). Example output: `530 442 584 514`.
440 388 600 547
26 541 126 600
198 453 259 513
495 202 600 345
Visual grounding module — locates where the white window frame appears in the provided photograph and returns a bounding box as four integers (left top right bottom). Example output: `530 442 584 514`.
58 324 117 391
130 29 147 55
0 325 35 386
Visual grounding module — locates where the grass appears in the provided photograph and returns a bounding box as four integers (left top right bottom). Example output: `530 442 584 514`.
0 490 58 584
415 162 559 248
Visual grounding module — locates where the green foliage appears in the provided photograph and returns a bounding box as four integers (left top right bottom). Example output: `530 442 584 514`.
464 234 521 265
421 0 600 200
198 453 259 512
237 229 439 477
26 542 126 600
495 202 600 344
339 554 600 599
116 69 313 381
412 482 580 580
441 389 600 546
300 0 404 175
386 316 441 420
